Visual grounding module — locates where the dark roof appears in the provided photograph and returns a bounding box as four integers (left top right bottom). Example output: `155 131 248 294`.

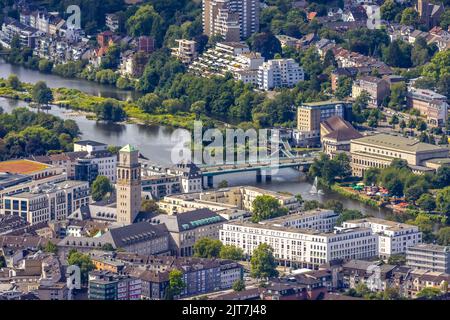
108 222 168 248
0 172 32 190
74 140 106 147
321 116 363 141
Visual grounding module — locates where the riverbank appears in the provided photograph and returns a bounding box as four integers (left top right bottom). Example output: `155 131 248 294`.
0 79 224 131
330 184 383 208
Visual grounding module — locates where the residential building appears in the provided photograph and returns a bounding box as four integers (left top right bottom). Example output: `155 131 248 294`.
0 17 40 49
189 42 263 85
260 209 339 233
320 116 363 158
406 244 450 274
167 162 203 194
88 271 141 300
171 39 198 64
141 175 181 200
406 87 449 127
203 0 259 41
416 0 445 29
257 59 304 91
341 260 397 292
220 221 378 268
330 67 361 92
405 269 450 298
74 140 108 153
350 133 450 177
351 76 390 107
119 51 149 78
74 158 99 184
2 180 90 225
149 208 227 256
37 283 68 300
332 46 393 76
105 13 119 32
295 100 353 147
116 145 141 225
343 217 422 258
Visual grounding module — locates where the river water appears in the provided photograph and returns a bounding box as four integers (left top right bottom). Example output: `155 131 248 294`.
0 62 392 217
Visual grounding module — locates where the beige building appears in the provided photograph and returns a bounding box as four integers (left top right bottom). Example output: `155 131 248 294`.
158 186 300 215
320 116 363 158
351 76 390 107
171 39 198 64
406 87 448 127
116 145 141 225
350 134 449 177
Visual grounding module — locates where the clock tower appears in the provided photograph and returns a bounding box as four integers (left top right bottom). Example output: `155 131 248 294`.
116 144 141 225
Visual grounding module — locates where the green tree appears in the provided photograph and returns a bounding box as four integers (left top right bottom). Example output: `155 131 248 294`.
91 175 113 202
7 74 20 90
126 4 163 41
251 195 288 222
400 7 419 27
141 199 158 212
166 269 185 299
437 227 450 246
380 0 402 21
137 93 161 113
389 82 407 109
31 81 53 111
193 238 223 258
364 167 380 186
250 243 278 279
434 166 450 189
218 180 229 188
416 287 443 300
436 187 450 216
303 200 321 211
101 243 115 251
43 241 58 254
336 209 363 225
219 245 244 261
232 279 246 292
67 250 94 284
387 254 406 266
324 200 344 214
38 59 53 73
0 255 5 268
407 214 434 242
417 193 436 212
248 32 282 59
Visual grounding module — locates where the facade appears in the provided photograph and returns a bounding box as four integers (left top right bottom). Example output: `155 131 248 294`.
257 59 304 91
203 0 259 41
142 175 181 200
320 116 363 158
351 76 390 107
261 209 339 233
158 186 300 215
3 180 89 225
406 87 449 127
406 244 450 274
343 218 422 258
167 162 203 194
88 271 142 300
220 222 378 268
116 145 141 225
350 134 450 177
150 209 227 256
0 17 40 49
105 14 119 32
171 39 198 64
295 101 353 147
417 0 445 28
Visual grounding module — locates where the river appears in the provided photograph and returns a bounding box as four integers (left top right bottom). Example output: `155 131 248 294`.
0 63 392 218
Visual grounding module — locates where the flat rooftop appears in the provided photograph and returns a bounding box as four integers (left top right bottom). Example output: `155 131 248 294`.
345 217 417 231
301 100 349 108
0 160 51 175
74 140 106 147
352 134 449 154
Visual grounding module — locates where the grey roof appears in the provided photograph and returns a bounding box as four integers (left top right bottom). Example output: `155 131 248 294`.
151 209 226 232
0 172 32 190
74 140 107 147
106 222 168 248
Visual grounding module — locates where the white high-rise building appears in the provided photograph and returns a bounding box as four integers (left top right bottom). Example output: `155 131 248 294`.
203 0 259 41
257 59 304 90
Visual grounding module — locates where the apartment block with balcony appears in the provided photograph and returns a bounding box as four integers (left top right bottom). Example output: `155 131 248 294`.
257 59 304 91
351 76 390 107
171 39 198 64
406 243 450 274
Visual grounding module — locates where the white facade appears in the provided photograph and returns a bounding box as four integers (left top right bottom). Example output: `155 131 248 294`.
343 218 422 258
264 209 339 233
220 222 378 268
3 180 90 225
257 59 304 90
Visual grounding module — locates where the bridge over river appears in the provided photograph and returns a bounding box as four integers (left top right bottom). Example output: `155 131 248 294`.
198 156 316 188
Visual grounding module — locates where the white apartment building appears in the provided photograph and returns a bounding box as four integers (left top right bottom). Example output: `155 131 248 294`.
3 180 90 225
73 140 116 183
220 222 378 268
189 42 264 86
171 39 198 64
257 59 304 90
343 217 422 258
263 209 339 233
74 140 108 153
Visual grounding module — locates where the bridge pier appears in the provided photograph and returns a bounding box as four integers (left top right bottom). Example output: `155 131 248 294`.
207 176 214 188
256 169 262 183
